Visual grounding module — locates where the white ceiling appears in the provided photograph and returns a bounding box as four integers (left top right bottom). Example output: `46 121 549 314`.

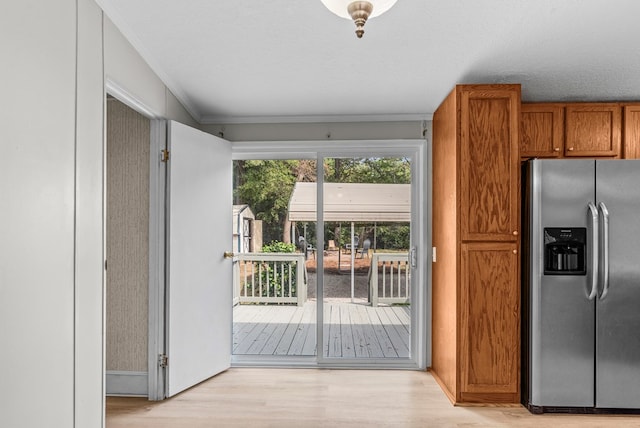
97 0 640 124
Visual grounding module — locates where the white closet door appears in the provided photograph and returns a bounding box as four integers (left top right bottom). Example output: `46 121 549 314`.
166 120 232 397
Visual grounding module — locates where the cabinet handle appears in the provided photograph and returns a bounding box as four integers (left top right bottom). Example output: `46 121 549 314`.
512 231 518 236
512 249 518 255
568 147 574 151
554 147 560 152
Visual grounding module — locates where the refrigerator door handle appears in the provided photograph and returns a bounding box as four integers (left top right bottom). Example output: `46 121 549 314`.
599 202 610 300
588 202 599 301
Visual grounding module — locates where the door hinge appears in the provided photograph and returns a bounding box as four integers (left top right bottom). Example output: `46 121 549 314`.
159 354 168 368
161 149 170 162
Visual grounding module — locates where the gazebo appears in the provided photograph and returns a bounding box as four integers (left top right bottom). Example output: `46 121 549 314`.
288 182 411 301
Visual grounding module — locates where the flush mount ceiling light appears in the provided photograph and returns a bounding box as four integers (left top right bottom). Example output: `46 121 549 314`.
321 0 398 38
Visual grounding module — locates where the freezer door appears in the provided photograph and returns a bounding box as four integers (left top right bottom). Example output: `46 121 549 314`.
529 159 596 407
595 160 640 409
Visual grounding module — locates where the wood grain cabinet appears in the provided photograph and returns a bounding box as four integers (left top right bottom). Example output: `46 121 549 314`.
564 104 621 157
460 242 519 401
521 103 622 159
432 84 521 404
520 103 564 158
623 104 640 159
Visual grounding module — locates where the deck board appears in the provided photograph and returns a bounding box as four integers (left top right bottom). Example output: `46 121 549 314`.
233 301 410 358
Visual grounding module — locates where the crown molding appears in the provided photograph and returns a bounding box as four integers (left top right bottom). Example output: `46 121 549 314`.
200 113 433 125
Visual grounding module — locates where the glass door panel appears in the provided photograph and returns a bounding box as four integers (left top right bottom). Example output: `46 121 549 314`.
231 159 317 357
321 157 412 360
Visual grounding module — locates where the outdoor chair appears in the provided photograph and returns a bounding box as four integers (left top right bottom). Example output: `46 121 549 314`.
327 239 339 252
307 244 316 259
356 238 371 258
344 236 359 254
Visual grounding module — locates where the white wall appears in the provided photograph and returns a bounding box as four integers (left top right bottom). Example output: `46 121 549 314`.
0 0 199 426
104 16 199 129
1 1 78 427
76 0 106 425
201 120 426 142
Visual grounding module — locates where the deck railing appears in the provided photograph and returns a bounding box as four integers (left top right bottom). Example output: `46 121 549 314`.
368 253 410 307
232 253 307 306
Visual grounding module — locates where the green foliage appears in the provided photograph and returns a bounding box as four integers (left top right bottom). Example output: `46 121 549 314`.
334 223 410 251
234 160 316 242
234 157 411 249
256 241 297 297
324 157 411 184
262 241 296 253
375 224 410 249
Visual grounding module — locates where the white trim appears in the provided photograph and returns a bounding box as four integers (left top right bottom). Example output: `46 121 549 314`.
231 139 429 370
106 79 161 119
105 371 148 397
232 355 420 369
232 139 425 160
148 120 167 401
104 86 167 401
201 113 433 125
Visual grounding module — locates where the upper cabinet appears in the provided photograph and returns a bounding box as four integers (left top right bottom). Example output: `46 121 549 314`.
460 87 520 242
521 103 564 158
565 104 621 157
521 103 622 159
623 104 640 159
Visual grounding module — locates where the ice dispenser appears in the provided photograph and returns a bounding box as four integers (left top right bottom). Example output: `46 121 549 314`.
544 227 586 275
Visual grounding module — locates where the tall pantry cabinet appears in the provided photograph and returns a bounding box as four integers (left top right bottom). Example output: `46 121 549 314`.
431 84 521 404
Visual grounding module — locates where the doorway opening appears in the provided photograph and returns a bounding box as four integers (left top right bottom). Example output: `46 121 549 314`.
231 145 426 369
105 96 151 396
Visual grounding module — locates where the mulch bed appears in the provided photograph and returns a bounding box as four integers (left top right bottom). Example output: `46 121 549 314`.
305 252 371 275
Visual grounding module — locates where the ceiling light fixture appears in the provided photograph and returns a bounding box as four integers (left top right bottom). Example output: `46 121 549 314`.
321 0 398 38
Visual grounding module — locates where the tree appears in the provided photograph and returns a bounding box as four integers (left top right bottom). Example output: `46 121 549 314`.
234 160 315 243
234 157 410 248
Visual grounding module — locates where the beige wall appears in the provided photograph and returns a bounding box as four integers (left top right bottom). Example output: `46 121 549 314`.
106 98 150 372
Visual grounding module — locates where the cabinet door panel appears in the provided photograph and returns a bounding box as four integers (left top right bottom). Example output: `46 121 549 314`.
623 105 640 159
461 90 519 241
521 104 564 158
460 242 519 395
565 104 621 157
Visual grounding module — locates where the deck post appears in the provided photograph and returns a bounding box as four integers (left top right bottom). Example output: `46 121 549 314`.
370 253 379 307
297 256 306 306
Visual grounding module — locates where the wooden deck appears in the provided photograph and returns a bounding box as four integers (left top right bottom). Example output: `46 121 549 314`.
233 301 410 358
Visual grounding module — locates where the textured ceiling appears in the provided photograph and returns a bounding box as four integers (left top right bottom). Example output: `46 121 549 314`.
96 0 640 123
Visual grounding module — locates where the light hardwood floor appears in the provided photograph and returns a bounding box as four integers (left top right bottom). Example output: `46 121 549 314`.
106 369 640 427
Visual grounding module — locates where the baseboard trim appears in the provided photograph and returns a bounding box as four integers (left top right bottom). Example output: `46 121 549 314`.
106 371 148 397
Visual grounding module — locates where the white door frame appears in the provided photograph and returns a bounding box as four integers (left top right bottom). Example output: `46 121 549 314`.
231 139 430 370
105 79 166 400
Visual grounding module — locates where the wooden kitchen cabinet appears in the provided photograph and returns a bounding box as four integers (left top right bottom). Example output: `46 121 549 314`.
564 104 621 157
460 242 520 402
460 88 520 242
432 84 521 405
520 103 564 158
623 104 640 159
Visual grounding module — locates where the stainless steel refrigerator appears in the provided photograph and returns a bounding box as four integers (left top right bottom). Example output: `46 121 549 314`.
522 159 640 413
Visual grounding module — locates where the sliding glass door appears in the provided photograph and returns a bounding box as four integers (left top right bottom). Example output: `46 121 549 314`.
230 142 425 368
